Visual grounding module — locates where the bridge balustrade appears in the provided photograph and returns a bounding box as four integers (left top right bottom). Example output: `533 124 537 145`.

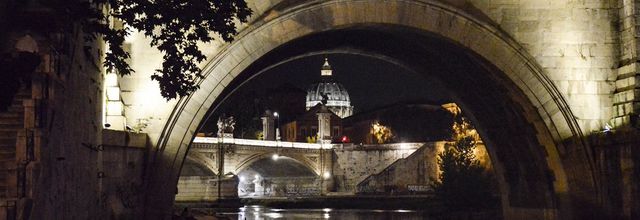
193 137 339 149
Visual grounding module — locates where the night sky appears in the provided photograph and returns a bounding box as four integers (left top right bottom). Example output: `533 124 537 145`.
223 53 451 113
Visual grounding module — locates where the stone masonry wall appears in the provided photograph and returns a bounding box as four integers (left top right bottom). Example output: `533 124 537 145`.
25 26 150 219
331 143 427 192
28 27 106 219
175 177 238 202
356 142 443 194
613 0 640 127
468 0 618 132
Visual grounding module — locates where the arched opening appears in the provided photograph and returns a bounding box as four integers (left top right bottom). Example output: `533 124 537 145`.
213 26 562 212
146 1 599 219
181 157 216 177
236 156 318 198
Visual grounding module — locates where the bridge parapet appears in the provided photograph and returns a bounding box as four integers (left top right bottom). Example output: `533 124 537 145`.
193 137 339 149
193 137 424 150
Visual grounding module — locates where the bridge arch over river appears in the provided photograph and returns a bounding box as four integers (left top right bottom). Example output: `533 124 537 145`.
140 1 601 219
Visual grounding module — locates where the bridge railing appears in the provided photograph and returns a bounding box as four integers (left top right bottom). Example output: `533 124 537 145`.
193 137 339 149
192 137 427 150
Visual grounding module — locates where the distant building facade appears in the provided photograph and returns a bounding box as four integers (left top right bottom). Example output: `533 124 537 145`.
282 104 343 143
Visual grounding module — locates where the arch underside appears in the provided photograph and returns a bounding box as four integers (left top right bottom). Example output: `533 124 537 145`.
184 154 218 176
234 152 321 176
147 1 599 219
181 156 217 176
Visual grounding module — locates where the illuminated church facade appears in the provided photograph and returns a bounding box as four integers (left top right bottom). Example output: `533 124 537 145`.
305 58 354 118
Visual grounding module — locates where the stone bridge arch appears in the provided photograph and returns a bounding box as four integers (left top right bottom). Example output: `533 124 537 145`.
183 154 218 176
144 1 600 219
233 152 322 176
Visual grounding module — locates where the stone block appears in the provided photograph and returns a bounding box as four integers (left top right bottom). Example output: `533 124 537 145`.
102 129 147 148
616 76 640 90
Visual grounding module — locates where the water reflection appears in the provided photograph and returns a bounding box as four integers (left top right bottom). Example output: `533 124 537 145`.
218 205 429 220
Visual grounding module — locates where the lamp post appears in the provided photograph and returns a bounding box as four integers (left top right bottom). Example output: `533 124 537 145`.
273 112 280 160
273 111 280 141
216 115 229 201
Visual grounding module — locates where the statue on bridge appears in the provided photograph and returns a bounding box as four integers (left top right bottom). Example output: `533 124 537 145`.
217 115 235 138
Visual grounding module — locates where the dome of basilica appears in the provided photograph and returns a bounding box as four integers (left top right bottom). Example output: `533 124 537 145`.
306 58 354 118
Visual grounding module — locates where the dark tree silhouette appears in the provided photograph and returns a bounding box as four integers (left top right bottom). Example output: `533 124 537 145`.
431 136 495 209
430 114 497 210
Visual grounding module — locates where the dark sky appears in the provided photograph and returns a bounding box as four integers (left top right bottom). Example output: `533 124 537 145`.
227 53 450 113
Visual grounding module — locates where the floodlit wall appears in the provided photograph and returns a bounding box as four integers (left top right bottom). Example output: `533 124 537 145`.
332 142 426 192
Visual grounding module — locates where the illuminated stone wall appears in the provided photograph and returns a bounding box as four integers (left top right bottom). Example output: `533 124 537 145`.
331 142 427 192
466 0 618 131
613 1 640 127
356 142 443 193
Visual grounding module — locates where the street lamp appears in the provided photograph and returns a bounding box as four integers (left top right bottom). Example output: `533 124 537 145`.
273 112 281 160
273 111 280 141
323 171 331 179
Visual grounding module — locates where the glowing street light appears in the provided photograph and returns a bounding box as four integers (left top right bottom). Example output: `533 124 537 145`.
272 154 279 160
323 171 331 179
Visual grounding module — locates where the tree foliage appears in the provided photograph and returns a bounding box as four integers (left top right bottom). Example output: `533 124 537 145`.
370 121 393 144
45 0 252 100
431 115 497 210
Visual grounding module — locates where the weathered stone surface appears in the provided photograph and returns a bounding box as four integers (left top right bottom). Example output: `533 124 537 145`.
332 143 427 192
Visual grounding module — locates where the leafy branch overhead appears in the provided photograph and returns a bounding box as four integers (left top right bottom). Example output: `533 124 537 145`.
71 0 252 100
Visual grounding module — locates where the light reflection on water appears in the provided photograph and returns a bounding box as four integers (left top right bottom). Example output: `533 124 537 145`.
218 205 428 220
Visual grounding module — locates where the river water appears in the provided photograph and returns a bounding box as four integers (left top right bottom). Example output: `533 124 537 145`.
216 205 431 220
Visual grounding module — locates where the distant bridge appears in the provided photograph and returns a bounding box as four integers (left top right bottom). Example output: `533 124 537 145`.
185 137 423 177
175 137 432 202
187 137 342 176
